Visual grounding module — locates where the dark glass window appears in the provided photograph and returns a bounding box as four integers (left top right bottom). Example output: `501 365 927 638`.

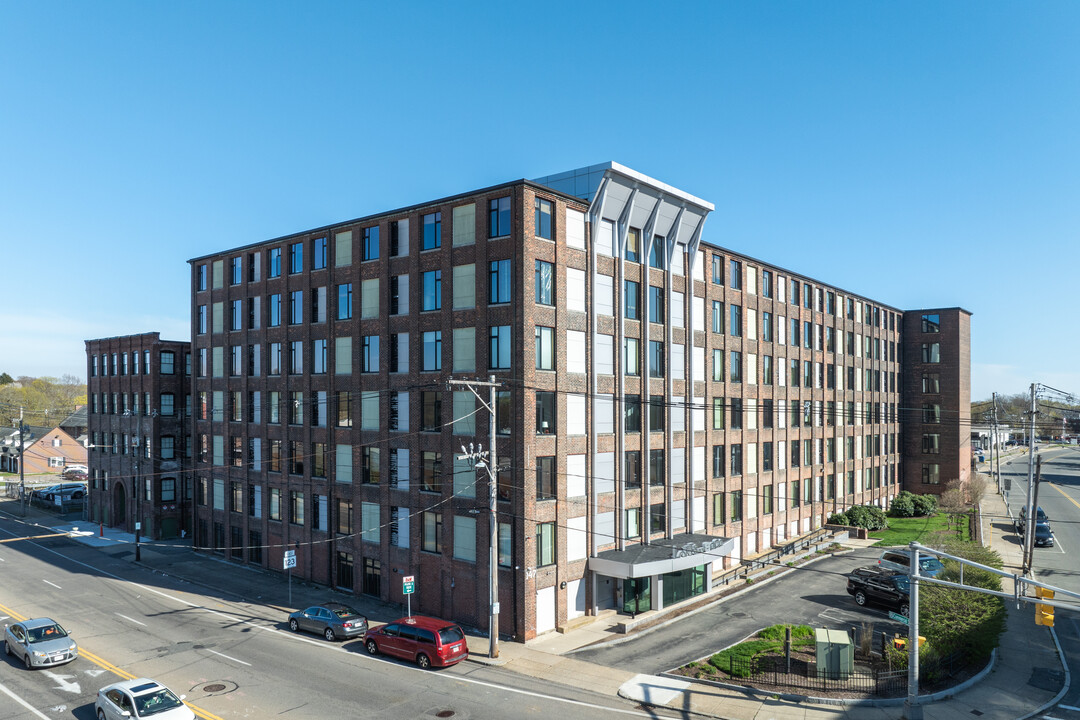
648 235 665 269
489 259 512 304
624 395 641 433
289 242 303 274
625 450 641 488
624 280 640 319
534 260 553 305
536 456 556 500
422 212 441 250
362 227 379 261
535 391 555 434
534 198 552 239
489 196 511 238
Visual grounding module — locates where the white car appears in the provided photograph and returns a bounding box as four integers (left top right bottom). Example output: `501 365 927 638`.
4 618 79 668
95 678 194 720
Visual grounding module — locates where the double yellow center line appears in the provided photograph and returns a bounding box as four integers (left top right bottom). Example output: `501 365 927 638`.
0 603 224 720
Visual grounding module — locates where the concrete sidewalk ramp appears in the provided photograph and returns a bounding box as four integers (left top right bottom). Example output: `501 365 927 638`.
618 674 691 706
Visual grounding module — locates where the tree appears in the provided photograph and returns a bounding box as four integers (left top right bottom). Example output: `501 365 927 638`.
0 372 13 385
966 474 988 506
0 375 87 428
939 480 966 514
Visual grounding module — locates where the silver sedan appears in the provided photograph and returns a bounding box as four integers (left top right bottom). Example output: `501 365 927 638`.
4 618 79 669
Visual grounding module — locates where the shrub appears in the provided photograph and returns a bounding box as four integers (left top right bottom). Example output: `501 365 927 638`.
828 511 849 525
889 491 917 518
913 494 939 516
844 505 889 530
919 541 1006 663
937 540 1003 591
884 642 908 669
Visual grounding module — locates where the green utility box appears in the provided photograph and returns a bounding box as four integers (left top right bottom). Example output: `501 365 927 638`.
815 628 854 679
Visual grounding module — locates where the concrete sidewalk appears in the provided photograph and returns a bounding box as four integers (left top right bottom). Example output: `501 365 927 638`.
2 473 1066 720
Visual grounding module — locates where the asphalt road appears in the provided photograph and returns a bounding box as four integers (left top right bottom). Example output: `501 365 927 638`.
571 547 908 675
0 515 677 720
998 445 1080 713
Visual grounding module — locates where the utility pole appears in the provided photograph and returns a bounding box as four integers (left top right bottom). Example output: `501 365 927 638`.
1025 456 1043 574
449 376 502 660
18 408 28 517
1023 383 1038 575
993 393 1002 495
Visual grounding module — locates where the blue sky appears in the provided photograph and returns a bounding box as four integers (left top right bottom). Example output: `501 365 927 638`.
2 2 1077 401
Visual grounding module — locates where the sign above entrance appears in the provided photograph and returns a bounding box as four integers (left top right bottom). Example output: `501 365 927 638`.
670 537 727 559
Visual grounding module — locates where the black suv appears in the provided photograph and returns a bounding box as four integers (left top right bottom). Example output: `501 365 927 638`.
846 566 910 616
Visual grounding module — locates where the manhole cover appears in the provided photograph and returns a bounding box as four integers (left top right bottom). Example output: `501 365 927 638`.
435 712 455 718
193 680 238 696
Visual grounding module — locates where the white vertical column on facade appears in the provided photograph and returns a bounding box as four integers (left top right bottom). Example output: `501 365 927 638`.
587 178 610 562
617 189 630 552
613 188 634 552
684 221 704 534
639 199 661 545
663 207 685 540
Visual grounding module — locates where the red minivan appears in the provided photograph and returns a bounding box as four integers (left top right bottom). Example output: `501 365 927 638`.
363 616 468 669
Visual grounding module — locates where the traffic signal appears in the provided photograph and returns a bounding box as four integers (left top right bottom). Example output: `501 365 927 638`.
1035 587 1055 627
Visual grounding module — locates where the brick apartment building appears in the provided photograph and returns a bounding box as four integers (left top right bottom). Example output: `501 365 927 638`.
85 333 190 539
900 308 972 490
176 162 970 641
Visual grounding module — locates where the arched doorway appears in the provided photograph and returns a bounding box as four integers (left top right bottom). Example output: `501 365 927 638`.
113 482 127 530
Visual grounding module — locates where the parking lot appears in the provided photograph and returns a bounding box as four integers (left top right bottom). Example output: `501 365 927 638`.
571 544 909 675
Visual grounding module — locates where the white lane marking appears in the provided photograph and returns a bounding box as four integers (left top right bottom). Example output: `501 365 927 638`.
0 525 677 718
115 613 147 626
1060 704 1080 711
43 579 61 589
40 670 80 694
207 649 251 666
0 680 52 719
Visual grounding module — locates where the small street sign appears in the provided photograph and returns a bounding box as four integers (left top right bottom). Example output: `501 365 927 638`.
403 575 415 595
889 610 909 625
284 549 297 570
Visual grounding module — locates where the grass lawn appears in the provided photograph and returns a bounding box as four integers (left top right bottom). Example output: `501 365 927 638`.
869 512 971 546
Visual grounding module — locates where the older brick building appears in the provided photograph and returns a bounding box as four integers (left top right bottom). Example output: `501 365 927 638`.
85 333 190 539
900 308 972 493
184 162 968 640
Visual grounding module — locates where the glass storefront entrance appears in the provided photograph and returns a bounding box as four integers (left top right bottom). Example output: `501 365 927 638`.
661 564 707 607
622 577 651 614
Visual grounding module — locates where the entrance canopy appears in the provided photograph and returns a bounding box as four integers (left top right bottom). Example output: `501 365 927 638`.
588 533 735 580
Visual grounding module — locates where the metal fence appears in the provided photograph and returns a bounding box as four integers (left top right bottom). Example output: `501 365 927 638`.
711 654 909 697
709 649 968 698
